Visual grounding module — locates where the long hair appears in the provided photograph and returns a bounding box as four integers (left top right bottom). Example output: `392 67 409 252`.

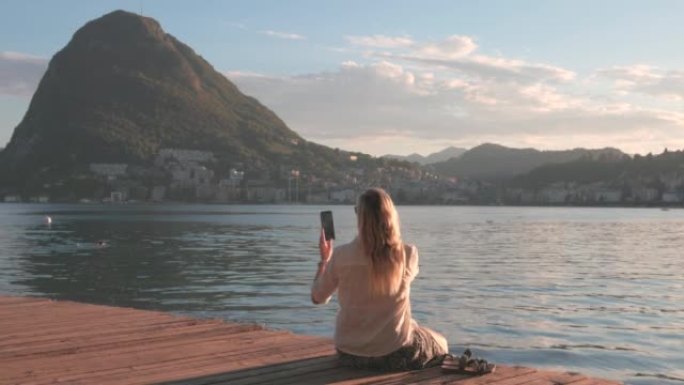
356 188 405 297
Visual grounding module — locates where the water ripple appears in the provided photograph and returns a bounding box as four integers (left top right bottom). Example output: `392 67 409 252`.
0 204 682 385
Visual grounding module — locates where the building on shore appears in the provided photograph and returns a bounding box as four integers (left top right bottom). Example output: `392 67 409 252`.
3 195 21 203
662 190 684 203
89 163 128 179
245 179 286 203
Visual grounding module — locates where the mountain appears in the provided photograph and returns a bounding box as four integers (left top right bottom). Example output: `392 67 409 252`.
0 10 389 193
384 146 467 165
431 143 627 181
511 149 683 189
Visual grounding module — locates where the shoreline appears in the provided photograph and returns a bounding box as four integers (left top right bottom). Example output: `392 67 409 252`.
0 200 683 209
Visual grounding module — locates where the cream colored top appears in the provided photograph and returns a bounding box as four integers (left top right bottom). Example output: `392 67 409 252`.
311 237 419 357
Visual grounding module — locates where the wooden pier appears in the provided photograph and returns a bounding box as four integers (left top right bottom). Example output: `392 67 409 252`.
0 296 621 385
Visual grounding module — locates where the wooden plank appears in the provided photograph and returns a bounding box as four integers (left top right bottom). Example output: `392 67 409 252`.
344 367 445 385
1 322 259 359
2 326 285 365
0 296 622 385
400 370 472 385
564 379 619 385
1 329 292 376
513 380 556 385
538 371 589 384
165 355 341 385
283 367 383 385
440 367 538 385
0 317 247 347
332 370 437 385
0 313 205 339
12 333 332 384
0 318 222 349
54 341 337 385
0 311 175 333
2 332 289 382
0 304 168 324
469 371 549 385
217 357 343 385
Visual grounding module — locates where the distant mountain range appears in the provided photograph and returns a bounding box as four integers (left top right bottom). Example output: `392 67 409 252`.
511 149 684 188
383 146 467 165
430 143 627 181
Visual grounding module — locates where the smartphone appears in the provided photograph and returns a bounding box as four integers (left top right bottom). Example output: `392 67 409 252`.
320 210 335 240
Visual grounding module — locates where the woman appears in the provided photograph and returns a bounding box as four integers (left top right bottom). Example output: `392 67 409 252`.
311 188 449 371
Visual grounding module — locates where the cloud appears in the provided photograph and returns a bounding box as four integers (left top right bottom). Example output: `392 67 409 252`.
227 61 445 141
414 35 477 59
598 65 684 100
225 33 684 155
598 65 660 83
228 60 438 142
392 54 575 83
346 35 414 48
227 51 683 156
348 34 574 83
258 30 306 40
0 51 47 97
347 34 476 57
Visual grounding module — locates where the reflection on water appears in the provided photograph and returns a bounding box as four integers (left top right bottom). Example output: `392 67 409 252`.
0 204 682 384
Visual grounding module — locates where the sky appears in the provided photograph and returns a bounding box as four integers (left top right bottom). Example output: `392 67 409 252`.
1 0 684 156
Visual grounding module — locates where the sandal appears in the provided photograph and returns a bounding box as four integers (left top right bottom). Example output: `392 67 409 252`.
442 349 496 375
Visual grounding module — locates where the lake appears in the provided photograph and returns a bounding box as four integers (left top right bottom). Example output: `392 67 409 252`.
0 204 681 384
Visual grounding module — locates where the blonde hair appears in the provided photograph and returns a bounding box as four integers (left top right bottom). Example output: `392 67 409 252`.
357 188 405 297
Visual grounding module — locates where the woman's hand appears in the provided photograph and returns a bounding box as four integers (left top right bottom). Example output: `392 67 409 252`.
319 228 333 262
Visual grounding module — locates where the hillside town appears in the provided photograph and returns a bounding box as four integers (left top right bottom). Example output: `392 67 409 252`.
506 180 684 205
4 147 684 207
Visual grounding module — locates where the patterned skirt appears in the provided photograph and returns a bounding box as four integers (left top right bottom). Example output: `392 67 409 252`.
337 326 449 372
